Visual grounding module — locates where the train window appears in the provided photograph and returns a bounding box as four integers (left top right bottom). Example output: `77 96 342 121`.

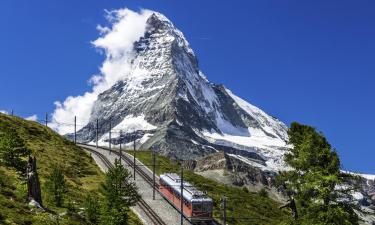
192 203 202 212
202 202 212 212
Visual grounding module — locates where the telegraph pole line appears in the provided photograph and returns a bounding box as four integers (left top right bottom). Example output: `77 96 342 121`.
180 164 184 225
74 116 77 144
133 131 136 180
152 150 156 200
45 113 48 127
109 122 112 154
96 119 99 148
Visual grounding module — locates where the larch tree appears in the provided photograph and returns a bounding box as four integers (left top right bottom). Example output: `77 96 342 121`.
278 122 359 225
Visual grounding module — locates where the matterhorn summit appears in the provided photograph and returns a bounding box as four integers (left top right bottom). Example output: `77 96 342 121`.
77 12 289 172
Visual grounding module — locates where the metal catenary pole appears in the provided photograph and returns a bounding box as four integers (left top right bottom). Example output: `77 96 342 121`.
119 130 122 164
133 131 136 180
222 196 227 225
153 150 156 200
180 164 184 225
109 122 112 154
74 116 77 144
96 119 98 148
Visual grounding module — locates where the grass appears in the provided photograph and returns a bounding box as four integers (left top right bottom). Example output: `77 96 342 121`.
125 150 292 225
0 113 143 225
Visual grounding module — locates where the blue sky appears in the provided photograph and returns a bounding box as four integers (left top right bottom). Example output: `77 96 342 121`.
0 0 374 174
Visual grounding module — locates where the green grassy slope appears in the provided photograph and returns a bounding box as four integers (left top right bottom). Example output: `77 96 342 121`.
0 114 142 225
126 150 292 225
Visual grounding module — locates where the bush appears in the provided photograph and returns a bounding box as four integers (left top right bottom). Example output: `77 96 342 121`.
45 166 67 207
84 192 100 224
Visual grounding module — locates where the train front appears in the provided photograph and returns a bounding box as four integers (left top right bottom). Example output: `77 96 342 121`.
190 197 213 224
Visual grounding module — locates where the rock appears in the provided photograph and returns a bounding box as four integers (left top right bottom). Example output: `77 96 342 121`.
28 199 44 210
194 152 276 187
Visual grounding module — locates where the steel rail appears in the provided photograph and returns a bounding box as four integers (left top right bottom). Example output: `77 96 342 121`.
82 146 167 225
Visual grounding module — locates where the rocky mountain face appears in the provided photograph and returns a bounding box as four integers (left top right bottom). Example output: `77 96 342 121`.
77 12 289 172
193 152 277 187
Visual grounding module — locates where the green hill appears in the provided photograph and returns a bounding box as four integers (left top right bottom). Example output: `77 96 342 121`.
0 113 141 225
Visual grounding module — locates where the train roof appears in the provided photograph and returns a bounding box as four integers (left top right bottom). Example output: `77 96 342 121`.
160 173 212 202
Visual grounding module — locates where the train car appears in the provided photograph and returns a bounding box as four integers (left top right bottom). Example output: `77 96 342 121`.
159 173 213 224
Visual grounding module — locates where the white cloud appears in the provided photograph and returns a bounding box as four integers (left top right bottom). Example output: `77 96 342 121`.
25 114 38 121
51 8 153 134
0 110 8 115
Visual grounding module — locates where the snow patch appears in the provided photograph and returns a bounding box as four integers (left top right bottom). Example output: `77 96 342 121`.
225 88 288 141
343 171 375 181
112 115 156 134
227 153 268 170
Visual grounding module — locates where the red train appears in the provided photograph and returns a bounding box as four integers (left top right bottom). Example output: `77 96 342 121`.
159 173 213 224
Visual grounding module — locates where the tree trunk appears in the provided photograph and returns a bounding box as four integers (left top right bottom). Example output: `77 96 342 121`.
27 155 42 206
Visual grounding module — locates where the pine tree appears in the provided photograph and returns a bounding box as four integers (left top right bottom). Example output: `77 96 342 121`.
278 122 359 225
84 191 100 224
0 129 31 173
45 166 67 207
100 159 140 225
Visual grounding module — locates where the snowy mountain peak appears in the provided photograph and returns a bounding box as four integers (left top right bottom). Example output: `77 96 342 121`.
146 12 173 30
78 11 289 172
141 12 195 57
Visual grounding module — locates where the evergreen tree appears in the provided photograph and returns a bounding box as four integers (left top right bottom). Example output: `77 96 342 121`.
45 166 67 207
278 122 358 225
100 159 140 225
0 129 31 173
84 191 101 224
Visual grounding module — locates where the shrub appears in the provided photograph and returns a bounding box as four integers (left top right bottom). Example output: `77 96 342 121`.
45 166 67 207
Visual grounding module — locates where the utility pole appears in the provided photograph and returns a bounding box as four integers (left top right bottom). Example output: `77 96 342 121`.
96 119 98 148
119 130 122 165
11 110 13 116
180 164 184 225
109 122 112 154
222 196 227 225
133 131 136 180
74 116 77 144
45 113 48 127
153 150 156 200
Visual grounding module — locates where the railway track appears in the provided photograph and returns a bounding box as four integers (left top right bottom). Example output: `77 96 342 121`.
111 149 221 225
83 147 167 225
81 144 220 225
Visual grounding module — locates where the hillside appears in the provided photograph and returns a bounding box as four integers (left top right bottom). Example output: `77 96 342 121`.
0 113 141 224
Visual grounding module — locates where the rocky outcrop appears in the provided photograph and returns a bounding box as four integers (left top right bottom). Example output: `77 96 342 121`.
194 152 276 188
